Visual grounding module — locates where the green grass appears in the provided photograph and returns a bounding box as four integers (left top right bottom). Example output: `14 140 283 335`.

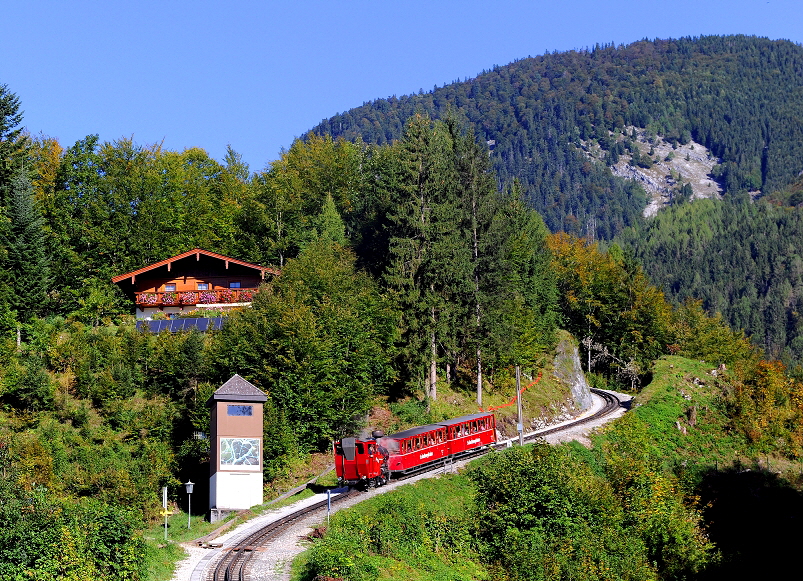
142 509 227 581
627 356 747 469
293 468 490 581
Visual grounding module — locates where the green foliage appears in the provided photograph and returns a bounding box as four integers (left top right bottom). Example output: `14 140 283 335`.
262 398 301 481
304 474 485 581
619 196 803 367
383 115 474 395
0 83 27 198
380 116 558 395
470 444 659 581
241 134 368 267
210 239 398 449
38 136 249 319
548 232 672 385
0 471 145 581
669 299 757 366
726 360 803 456
1 169 50 321
600 415 717 577
1 356 54 411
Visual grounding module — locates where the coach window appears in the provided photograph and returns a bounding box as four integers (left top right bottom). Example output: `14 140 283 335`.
356 443 364 454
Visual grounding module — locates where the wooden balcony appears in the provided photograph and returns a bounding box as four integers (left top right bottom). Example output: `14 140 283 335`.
135 288 258 307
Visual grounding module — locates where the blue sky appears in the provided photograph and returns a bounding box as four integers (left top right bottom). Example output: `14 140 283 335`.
2 0 800 171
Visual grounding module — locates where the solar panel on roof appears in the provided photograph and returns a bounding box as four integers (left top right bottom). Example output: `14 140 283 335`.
136 317 227 333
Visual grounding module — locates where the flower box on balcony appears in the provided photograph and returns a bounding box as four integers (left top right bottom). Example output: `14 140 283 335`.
140 293 159 305
180 292 198 305
199 291 218 304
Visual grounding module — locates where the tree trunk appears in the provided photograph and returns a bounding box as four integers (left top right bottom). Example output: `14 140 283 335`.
430 326 437 401
477 347 483 407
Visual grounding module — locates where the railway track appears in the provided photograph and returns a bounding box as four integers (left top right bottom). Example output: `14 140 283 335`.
205 488 359 581
204 389 624 581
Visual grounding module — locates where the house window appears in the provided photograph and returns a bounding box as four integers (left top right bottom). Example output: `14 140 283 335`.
197 283 209 290
164 283 176 292
229 281 241 288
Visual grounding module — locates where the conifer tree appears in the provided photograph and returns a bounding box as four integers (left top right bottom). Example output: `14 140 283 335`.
0 84 26 202
2 170 50 321
385 115 472 400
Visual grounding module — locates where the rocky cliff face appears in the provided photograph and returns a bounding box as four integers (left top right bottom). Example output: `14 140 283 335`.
553 334 594 412
582 127 726 218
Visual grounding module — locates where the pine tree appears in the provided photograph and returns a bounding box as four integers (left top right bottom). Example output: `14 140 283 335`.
0 84 27 202
2 170 50 321
447 117 500 405
385 115 472 400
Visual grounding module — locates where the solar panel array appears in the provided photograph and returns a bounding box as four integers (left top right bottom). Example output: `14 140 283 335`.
136 317 226 333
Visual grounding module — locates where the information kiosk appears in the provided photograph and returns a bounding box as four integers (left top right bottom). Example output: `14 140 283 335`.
208 374 267 522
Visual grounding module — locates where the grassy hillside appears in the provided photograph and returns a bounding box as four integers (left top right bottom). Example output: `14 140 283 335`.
300 355 803 581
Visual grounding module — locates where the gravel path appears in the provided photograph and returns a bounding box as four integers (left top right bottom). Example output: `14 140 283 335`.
172 389 631 581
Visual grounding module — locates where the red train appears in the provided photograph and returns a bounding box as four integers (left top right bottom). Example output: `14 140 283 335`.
334 412 496 487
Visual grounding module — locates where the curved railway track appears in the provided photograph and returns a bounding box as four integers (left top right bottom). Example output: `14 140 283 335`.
205 389 624 581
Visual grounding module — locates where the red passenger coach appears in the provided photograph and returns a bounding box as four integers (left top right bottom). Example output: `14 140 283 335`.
334 412 496 487
440 413 497 456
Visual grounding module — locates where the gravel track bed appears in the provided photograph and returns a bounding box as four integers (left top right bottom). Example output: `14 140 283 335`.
174 389 631 581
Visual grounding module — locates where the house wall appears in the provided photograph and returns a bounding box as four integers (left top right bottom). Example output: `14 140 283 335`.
133 274 262 293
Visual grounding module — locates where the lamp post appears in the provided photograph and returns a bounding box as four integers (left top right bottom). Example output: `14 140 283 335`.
184 481 194 529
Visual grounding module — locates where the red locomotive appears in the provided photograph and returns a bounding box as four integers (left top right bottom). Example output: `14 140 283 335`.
334 412 496 487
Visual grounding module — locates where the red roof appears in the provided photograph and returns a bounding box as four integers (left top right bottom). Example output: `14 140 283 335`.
111 248 279 284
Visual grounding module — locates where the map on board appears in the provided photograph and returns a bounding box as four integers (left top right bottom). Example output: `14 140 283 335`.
220 438 260 467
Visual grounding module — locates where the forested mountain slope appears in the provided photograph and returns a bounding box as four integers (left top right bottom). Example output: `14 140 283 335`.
618 196 803 367
313 35 803 240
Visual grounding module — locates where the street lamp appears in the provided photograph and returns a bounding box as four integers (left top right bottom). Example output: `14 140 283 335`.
184 481 194 529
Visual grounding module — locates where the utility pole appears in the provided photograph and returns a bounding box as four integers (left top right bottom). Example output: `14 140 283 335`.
516 365 524 446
